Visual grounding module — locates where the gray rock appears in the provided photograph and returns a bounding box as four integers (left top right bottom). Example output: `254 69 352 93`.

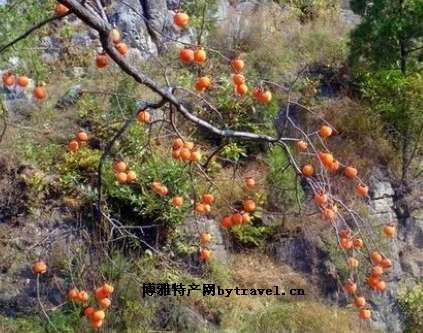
110 0 158 56
180 215 228 264
55 85 82 109
170 305 209 331
40 36 62 64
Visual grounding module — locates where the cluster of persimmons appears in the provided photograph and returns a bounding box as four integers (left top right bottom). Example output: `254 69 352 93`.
68 283 114 329
24 2 399 326
68 129 89 152
296 123 397 320
2 71 46 100
31 259 114 329
298 124 369 223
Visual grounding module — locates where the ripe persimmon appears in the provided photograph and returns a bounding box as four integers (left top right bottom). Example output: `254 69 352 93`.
68 140 79 152
367 275 380 289
220 215 233 229
243 199 256 212
244 177 256 189
359 309 371 320
184 141 194 150
253 88 272 103
381 258 392 269
296 140 308 151
356 184 369 197
236 83 248 96
313 192 328 206
370 251 383 265
113 161 127 173
370 265 384 277
232 74 245 85
339 229 350 238
190 150 202 162
92 310 105 321
68 288 79 301
319 152 334 167
96 53 109 68
102 284 113 294
376 280 386 292
116 172 128 184
55 3 69 16
231 213 243 225
76 130 88 142
354 296 366 308
179 48 194 64
302 164 314 177
231 58 245 73
173 138 184 150
383 224 395 237
241 212 251 224
322 208 336 221
195 76 211 91
195 202 206 215
17 75 29 87
32 260 47 274
111 28 121 43
127 170 137 182
340 237 353 249
202 194 215 205
115 42 128 56
319 125 333 138
102 283 114 296
204 204 211 213
91 319 103 329
344 166 358 178
95 287 108 300
200 232 211 244
347 257 359 269
199 248 211 261
2 72 15 86
344 280 357 295
174 12 189 28
137 110 150 123
99 297 111 308
78 291 89 302
353 238 363 248
172 149 181 160
328 160 340 173
180 148 191 160
194 48 207 64
33 85 46 100
159 185 168 196
172 196 184 207
84 306 95 317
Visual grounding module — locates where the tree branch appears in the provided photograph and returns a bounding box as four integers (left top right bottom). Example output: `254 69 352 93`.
0 13 70 54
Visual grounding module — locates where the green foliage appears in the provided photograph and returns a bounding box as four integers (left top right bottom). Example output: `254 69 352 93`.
17 142 62 172
231 223 273 248
221 143 247 162
0 0 55 81
182 0 218 36
399 282 423 332
360 70 423 147
242 301 358 333
45 310 83 333
349 0 423 73
102 145 191 228
0 315 44 333
266 146 304 211
288 0 339 22
349 1 423 178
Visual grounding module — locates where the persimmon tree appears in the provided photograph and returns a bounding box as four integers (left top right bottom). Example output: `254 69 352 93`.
0 0 399 329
